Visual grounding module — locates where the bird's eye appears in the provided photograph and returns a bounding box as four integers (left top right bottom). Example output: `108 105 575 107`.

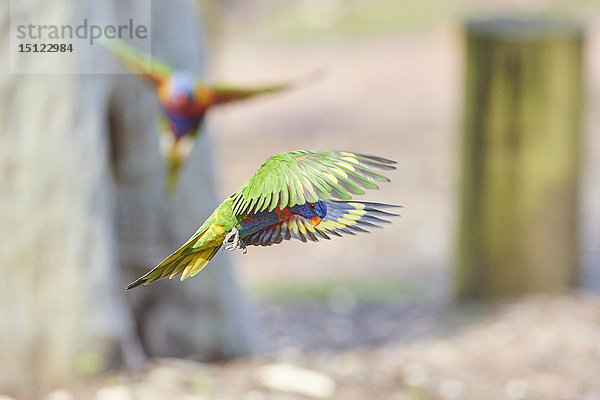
309 203 316 210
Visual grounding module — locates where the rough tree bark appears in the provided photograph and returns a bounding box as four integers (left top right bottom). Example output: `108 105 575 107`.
456 19 584 300
0 0 253 397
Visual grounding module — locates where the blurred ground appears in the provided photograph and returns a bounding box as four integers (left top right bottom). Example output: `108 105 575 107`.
29 0 600 399
42 295 600 399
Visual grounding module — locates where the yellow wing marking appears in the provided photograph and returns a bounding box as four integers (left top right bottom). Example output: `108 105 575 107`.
330 167 348 179
323 172 338 184
348 202 366 210
348 209 367 217
317 203 370 231
288 219 299 234
315 221 333 230
297 220 307 234
318 220 345 230
336 161 356 171
303 220 316 232
339 151 358 160
340 212 362 221
336 217 359 226
339 153 359 165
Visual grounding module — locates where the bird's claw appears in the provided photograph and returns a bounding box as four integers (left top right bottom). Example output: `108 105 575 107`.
223 227 247 254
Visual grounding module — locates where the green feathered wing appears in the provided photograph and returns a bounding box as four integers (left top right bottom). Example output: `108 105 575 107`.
126 150 397 289
230 150 396 215
98 37 173 86
208 68 322 105
99 37 301 100
208 82 294 106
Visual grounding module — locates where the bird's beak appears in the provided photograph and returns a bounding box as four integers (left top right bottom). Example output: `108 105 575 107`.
309 216 322 227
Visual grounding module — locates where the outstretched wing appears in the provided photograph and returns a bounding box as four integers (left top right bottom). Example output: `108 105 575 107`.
243 200 401 247
99 37 173 86
209 68 322 106
230 151 397 216
209 82 292 106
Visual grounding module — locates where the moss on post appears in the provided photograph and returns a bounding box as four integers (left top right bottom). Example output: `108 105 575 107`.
456 18 584 300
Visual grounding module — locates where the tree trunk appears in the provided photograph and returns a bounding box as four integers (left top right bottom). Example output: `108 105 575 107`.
0 0 253 397
456 19 584 300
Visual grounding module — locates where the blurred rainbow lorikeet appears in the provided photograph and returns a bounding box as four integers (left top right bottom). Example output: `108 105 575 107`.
126 151 400 289
100 38 294 194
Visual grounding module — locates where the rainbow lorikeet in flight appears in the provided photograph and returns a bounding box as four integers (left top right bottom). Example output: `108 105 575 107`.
126 151 400 289
100 38 295 194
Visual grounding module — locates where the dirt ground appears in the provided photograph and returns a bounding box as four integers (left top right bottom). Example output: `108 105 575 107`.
46 294 600 399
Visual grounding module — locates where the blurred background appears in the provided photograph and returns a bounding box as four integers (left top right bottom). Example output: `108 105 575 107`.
2 0 600 399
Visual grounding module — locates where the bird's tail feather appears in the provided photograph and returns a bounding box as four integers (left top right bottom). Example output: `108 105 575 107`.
126 246 220 290
162 135 194 197
164 155 183 196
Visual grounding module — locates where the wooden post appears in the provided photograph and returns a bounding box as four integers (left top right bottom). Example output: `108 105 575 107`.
456 19 584 300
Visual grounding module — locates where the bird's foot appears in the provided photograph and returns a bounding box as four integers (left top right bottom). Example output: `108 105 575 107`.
223 227 247 254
